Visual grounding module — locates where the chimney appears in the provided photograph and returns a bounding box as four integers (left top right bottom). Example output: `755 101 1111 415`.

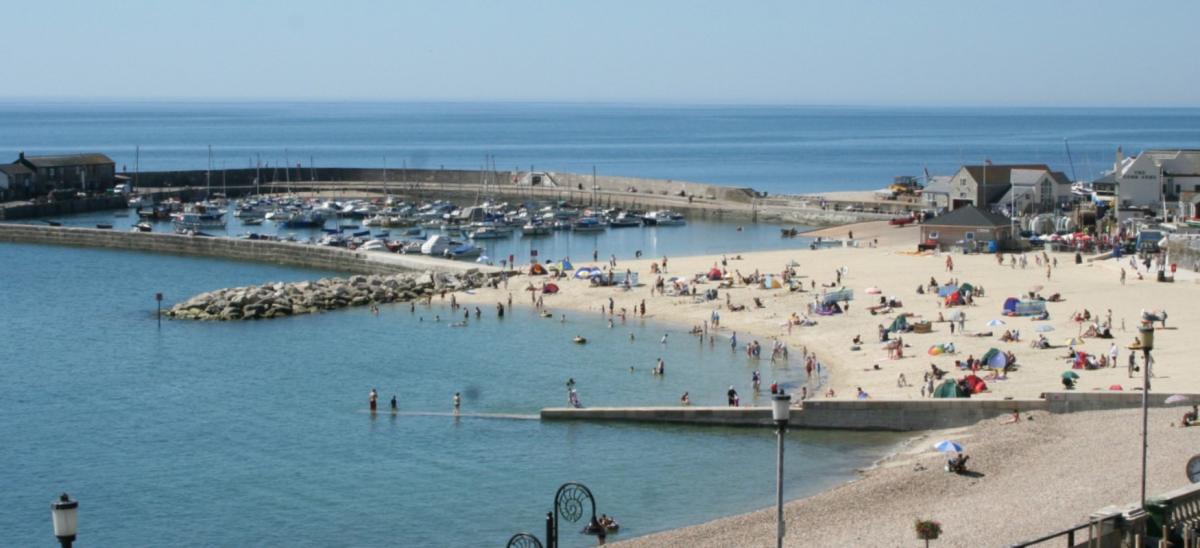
1115 147 1124 171
18 151 24 160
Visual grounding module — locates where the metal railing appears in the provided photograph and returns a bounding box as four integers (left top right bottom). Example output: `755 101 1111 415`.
1009 516 1118 547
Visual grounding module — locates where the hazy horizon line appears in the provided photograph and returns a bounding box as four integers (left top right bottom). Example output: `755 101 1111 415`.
1 96 1198 110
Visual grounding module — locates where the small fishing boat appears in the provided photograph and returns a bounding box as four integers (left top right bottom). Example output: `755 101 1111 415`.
520 222 552 236
241 217 264 226
572 216 607 232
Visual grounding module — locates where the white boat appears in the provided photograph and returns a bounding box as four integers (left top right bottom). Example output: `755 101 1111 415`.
646 210 686 226
449 242 482 259
241 217 264 226
171 203 226 230
127 195 155 209
470 226 504 239
358 239 389 252
420 234 454 256
608 212 642 228
520 222 552 236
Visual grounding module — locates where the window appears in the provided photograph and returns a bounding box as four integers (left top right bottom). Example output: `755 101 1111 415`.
929 231 940 239
965 232 975 240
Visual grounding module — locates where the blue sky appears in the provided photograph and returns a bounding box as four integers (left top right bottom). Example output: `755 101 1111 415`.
6 0 1199 106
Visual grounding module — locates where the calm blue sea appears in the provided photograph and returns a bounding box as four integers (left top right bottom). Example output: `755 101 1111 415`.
5 102 1199 546
2 102 1200 193
0 243 897 546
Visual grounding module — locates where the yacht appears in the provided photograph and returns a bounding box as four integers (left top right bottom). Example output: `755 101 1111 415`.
278 209 326 229
608 212 642 228
572 216 608 232
520 222 552 237
171 203 226 230
645 210 686 226
420 234 454 256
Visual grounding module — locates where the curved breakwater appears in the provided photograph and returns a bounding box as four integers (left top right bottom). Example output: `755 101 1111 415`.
167 271 497 320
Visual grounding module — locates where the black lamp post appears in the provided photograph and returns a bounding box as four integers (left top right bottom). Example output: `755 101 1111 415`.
1139 323 1154 509
50 493 78 548
772 392 792 548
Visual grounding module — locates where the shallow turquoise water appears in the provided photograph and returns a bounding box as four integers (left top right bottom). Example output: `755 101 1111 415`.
0 243 900 546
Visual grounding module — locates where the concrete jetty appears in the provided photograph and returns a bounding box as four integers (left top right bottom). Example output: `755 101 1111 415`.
541 392 1194 431
0 224 498 276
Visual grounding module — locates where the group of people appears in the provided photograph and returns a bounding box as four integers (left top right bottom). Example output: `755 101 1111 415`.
367 388 460 414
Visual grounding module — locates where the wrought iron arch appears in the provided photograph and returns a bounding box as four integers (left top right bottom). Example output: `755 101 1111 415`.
553 482 597 528
505 532 544 548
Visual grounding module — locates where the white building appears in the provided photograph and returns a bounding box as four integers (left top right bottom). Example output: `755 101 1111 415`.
1093 148 1200 216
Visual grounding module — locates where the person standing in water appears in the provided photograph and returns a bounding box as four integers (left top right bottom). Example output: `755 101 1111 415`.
369 388 378 412
453 392 461 414
390 394 398 413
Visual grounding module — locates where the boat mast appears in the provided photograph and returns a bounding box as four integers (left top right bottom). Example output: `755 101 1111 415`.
134 145 140 192
255 154 261 196
284 149 292 195
206 144 212 199
383 156 389 198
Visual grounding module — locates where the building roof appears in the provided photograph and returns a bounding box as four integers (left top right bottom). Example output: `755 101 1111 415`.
0 163 33 176
923 175 953 195
962 164 1054 186
924 204 1012 228
17 152 114 168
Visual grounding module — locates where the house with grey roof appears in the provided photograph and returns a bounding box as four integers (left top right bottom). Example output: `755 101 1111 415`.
14 151 116 194
919 204 1014 251
943 164 1071 214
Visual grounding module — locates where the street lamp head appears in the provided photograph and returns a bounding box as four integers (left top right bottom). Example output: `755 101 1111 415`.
51 493 78 540
1138 324 1155 352
772 392 792 423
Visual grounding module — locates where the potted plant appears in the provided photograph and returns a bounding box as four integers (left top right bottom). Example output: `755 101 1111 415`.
915 519 942 546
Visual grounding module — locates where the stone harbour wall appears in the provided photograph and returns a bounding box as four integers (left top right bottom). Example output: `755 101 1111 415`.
0 224 497 276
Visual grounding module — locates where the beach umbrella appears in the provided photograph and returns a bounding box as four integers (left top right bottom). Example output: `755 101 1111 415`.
934 440 963 453
476 255 490 263
1030 285 1044 293
1062 371 1080 380
1064 337 1081 347
987 319 1006 327
1165 394 1191 405
865 287 882 295
1109 385 1123 391
1034 324 1055 333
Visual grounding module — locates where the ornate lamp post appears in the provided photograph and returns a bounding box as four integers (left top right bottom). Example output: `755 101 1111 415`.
506 532 544 548
772 392 792 548
1138 323 1154 509
50 493 78 548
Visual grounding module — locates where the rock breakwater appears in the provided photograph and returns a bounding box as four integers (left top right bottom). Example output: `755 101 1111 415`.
167 270 498 320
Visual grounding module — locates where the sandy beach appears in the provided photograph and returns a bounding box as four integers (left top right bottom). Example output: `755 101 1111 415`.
459 221 1196 403
612 407 1199 547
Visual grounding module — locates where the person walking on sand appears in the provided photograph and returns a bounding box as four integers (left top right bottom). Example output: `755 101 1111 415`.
1121 268 1126 285
369 388 378 412
946 255 954 272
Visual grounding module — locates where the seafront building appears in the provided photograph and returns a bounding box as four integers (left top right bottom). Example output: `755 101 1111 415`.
0 163 35 201
919 204 1014 250
934 164 1071 215
1092 148 1200 217
10 151 116 197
